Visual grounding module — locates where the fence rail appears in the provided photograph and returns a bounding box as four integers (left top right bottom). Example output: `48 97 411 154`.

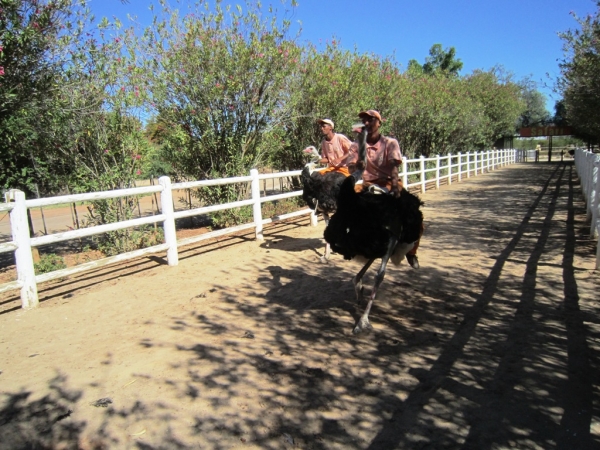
1 148 523 309
574 149 600 269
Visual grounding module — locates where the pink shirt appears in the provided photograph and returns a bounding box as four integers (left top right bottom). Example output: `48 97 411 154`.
349 135 402 182
320 133 352 167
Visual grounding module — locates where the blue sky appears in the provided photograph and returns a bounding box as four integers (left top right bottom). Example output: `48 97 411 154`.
90 0 598 113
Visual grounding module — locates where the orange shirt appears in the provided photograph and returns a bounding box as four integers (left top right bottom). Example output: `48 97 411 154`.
320 133 353 168
349 135 402 182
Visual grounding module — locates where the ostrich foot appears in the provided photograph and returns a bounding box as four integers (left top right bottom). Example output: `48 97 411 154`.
352 317 372 335
319 254 329 263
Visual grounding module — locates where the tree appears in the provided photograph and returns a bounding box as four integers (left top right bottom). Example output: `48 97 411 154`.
139 0 301 224
1 0 159 253
558 3 600 142
276 42 386 172
0 0 87 195
517 81 550 128
553 100 568 126
408 44 463 77
463 68 525 146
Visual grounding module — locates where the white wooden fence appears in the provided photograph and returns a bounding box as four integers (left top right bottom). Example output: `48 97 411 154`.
574 148 600 269
0 148 523 309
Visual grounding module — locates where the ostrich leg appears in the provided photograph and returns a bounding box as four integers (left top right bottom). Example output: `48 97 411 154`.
352 237 398 335
352 258 375 303
320 212 332 263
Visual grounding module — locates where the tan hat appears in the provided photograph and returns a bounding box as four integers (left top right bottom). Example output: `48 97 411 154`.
358 110 382 122
317 118 334 128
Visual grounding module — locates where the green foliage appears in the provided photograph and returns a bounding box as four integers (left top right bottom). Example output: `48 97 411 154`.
408 44 463 77
211 205 253 229
464 68 525 144
558 3 600 142
91 225 165 256
553 100 568 126
517 81 551 127
34 253 67 274
140 0 301 213
0 0 89 195
275 42 387 171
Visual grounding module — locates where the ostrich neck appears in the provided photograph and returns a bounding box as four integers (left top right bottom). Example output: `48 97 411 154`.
367 132 381 145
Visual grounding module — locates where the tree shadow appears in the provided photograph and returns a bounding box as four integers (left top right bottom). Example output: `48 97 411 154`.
0 373 87 450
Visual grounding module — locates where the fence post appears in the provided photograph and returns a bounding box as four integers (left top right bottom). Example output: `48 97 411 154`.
474 152 478 175
9 190 38 309
159 176 178 266
487 150 491 172
420 155 426 193
448 153 453 185
588 156 599 223
587 155 595 221
435 155 440 189
458 152 462 182
480 151 484 173
402 156 408 189
467 152 471 178
250 169 264 240
592 159 600 239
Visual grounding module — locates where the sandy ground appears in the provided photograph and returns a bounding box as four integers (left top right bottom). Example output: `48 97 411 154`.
0 161 599 449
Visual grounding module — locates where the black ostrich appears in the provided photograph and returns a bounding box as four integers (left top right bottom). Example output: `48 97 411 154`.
300 146 347 262
324 127 424 334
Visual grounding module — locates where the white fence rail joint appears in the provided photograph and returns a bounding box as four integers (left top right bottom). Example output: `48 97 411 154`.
1 148 523 308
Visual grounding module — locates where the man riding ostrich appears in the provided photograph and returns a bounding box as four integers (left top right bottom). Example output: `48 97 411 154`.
300 118 353 262
324 110 424 334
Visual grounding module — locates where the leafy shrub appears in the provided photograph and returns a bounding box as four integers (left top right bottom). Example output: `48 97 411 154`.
34 254 67 274
95 226 165 257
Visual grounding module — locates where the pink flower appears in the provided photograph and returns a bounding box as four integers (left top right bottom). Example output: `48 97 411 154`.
0 46 3 52
104 149 109 153
0 67 4 76
120 86 125 91
136 170 142 175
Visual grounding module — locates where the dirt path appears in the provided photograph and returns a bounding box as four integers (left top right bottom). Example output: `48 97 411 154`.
0 162 599 449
